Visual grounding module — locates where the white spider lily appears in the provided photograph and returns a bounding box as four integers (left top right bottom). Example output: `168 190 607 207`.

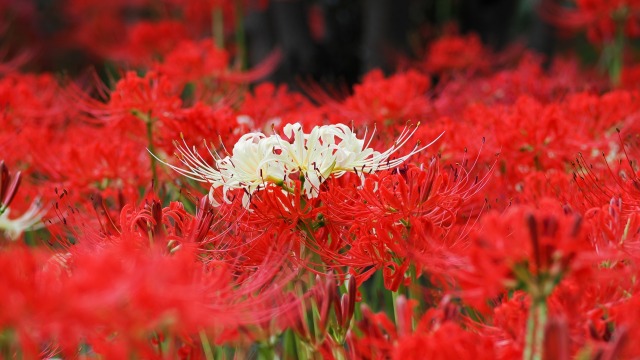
155 123 442 207
331 124 443 174
273 123 338 197
216 133 285 207
0 198 46 240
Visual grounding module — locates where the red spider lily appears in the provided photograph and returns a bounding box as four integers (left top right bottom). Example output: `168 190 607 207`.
8 195 301 357
432 54 603 118
584 197 640 257
486 292 530 358
63 71 182 130
308 69 433 127
540 0 640 43
607 292 640 358
344 70 432 126
457 198 595 310
5 5 640 357
424 33 489 76
185 196 218 246
440 89 640 198
60 0 266 61
155 39 230 83
62 2 131 59
348 295 496 359
115 198 189 249
116 20 189 66
621 63 640 89
392 321 497 360
0 241 297 358
477 283 632 359
102 71 182 125
572 135 640 220
173 199 302 268
206 182 325 268
314 156 490 288
156 102 244 155
543 263 640 357
324 163 468 229
461 97 580 181
539 0 595 34
31 127 152 205
153 39 281 99
237 82 317 132
241 181 317 231
0 73 75 128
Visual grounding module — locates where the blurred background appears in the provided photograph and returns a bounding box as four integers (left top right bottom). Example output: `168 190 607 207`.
0 0 637 88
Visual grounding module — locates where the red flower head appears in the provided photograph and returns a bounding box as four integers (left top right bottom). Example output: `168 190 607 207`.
424 33 488 75
458 198 594 310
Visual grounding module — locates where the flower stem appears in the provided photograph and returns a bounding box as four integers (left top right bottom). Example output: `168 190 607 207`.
199 330 214 360
234 0 247 70
609 25 624 87
391 289 399 326
213 6 224 49
607 7 628 87
407 264 419 329
146 117 158 191
523 298 548 360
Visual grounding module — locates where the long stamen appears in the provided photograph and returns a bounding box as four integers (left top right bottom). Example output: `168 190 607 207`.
157 123 440 207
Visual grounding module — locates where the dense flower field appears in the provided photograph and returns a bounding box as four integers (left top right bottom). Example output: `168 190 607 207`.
2 1 640 359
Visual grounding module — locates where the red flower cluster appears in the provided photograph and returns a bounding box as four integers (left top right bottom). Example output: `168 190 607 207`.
2 5 640 359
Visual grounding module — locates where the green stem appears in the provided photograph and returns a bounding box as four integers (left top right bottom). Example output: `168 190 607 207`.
215 346 227 360
0 329 14 359
234 0 247 70
609 25 624 87
199 330 214 360
146 118 158 192
523 298 548 360
407 264 418 329
257 340 277 360
523 302 536 360
334 347 347 360
284 329 300 360
536 300 548 358
159 332 171 356
296 219 322 270
608 7 627 87
391 290 399 327
213 6 224 49
284 329 309 360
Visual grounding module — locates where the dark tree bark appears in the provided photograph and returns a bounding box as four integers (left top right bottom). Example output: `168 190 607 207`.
360 0 411 74
526 0 556 65
245 6 276 77
460 0 519 50
271 0 319 87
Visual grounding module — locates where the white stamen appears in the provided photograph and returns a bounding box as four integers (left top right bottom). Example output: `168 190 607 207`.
153 123 443 208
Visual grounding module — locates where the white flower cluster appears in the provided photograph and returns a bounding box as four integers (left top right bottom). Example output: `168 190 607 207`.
158 122 440 207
